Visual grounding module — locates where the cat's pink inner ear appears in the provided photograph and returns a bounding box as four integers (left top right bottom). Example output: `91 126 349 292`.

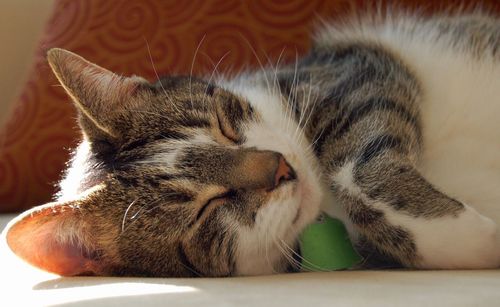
6 203 98 276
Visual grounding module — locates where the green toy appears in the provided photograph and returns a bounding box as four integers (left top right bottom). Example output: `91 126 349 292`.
299 213 361 271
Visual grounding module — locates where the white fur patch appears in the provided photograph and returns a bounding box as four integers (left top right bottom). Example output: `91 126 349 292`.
232 185 302 275
58 141 93 201
137 131 215 168
388 206 500 269
332 161 500 269
224 84 324 275
318 13 500 268
351 18 500 232
381 17 500 256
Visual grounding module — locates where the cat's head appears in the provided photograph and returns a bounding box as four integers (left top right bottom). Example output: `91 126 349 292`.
5 48 323 277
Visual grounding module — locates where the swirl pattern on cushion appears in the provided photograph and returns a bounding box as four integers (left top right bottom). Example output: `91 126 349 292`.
1 0 499 212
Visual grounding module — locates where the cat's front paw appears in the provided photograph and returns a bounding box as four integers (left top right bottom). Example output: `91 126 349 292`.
412 205 500 269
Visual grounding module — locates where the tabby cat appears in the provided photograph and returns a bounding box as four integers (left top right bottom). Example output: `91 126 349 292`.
5 11 500 276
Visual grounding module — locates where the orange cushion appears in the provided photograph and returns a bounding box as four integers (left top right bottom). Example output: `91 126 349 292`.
1 0 499 212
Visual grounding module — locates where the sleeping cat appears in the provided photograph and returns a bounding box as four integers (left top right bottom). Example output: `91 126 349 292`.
5 11 500 276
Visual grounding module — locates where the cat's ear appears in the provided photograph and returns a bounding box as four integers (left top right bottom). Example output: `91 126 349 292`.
5 200 102 276
47 48 148 139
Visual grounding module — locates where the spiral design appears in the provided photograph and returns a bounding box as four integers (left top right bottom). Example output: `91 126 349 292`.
0 153 23 210
0 153 18 197
160 0 208 28
246 0 319 28
94 0 161 55
31 134 75 188
135 35 183 79
3 81 39 147
205 0 240 15
44 0 91 47
196 22 259 75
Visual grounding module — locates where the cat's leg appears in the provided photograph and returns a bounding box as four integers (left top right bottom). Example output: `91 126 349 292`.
312 84 499 269
328 149 500 269
302 43 499 269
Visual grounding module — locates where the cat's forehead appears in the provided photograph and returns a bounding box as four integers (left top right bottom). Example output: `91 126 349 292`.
126 77 254 141
151 76 215 105
155 75 209 90
114 77 215 140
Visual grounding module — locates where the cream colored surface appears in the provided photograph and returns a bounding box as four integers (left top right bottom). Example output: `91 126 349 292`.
1 215 499 307
0 0 54 127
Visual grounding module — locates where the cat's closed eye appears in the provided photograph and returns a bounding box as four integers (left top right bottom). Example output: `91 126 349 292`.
216 111 240 144
213 89 251 145
215 105 241 144
195 189 236 222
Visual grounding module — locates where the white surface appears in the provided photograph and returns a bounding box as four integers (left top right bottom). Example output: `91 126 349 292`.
1 214 500 307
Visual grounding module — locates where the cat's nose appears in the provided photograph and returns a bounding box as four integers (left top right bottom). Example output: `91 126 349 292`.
231 150 296 191
273 154 296 189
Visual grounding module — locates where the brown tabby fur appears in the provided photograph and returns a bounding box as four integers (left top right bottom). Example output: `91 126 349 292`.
6 12 500 276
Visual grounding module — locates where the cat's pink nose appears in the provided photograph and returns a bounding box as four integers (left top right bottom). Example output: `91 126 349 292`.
274 155 296 188
231 150 296 191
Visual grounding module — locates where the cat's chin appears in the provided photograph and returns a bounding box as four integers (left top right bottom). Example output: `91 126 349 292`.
231 176 321 276
292 169 323 230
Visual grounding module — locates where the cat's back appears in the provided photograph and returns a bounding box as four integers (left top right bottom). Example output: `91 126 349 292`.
317 12 500 223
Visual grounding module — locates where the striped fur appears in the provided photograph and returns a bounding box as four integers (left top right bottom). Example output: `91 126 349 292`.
6 11 500 276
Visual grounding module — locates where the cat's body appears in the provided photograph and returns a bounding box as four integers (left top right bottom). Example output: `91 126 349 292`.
6 11 500 276
315 13 500 227
228 12 500 269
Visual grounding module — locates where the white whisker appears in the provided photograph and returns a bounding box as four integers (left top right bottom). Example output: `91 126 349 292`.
238 33 273 99
264 230 277 274
279 238 331 272
274 238 302 271
293 75 312 142
284 49 299 134
121 198 138 233
143 37 184 116
189 35 206 109
203 51 231 105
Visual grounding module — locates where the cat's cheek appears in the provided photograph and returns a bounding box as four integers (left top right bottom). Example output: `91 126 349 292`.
294 179 323 229
230 189 302 275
